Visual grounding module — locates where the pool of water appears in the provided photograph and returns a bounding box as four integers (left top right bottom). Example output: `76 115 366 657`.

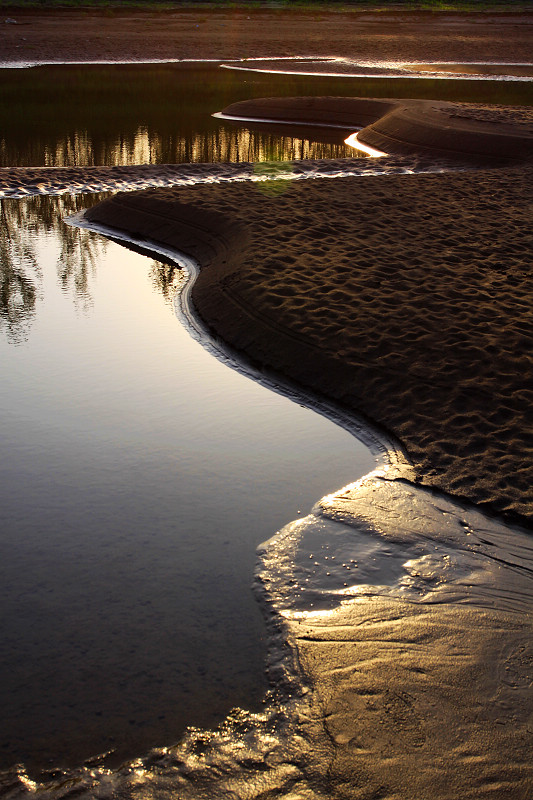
1 63 532 168
0 193 377 774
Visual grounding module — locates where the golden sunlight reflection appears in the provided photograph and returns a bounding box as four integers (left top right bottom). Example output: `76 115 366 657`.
409 63 533 78
45 131 95 167
284 600 368 621
318 469 390 510
36 126 354 168
344 132 387 158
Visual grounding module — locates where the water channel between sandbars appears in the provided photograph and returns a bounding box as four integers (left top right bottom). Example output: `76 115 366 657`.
0 193 379 774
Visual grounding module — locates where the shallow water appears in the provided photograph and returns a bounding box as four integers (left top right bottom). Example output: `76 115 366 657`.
0 194 377 774
263 476 533 619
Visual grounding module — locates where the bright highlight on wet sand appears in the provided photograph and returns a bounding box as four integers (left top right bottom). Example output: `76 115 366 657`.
343 132 387 157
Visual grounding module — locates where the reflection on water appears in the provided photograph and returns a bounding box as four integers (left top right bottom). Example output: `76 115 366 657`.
36 125 355 168
0 201 39 344
0 64 359 167
0 195 376 774
0 195 107 342
2 63 532 168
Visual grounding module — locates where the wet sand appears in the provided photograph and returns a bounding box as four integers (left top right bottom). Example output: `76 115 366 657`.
1 7 532 65
2 8 533 799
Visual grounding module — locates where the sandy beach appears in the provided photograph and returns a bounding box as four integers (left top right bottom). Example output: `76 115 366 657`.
1 6 533 799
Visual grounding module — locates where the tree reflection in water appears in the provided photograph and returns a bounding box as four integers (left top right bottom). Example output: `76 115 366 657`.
0 200 40 344
149 258 187 308
3 125 354 169
0 194 109 343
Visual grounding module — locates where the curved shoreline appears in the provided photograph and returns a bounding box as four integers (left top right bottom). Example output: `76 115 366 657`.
56 201 533 800
71 212 408 475
84 134 533 526
220 96 533 163
10 191 533 799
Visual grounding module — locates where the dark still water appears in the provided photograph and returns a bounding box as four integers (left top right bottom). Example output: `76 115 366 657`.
1 63 531 168
0 194 377 774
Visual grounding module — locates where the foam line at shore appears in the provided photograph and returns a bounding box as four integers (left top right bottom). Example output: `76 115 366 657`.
212 110 362 131
3 56 532 82
220 60 533 81
0 58 224 68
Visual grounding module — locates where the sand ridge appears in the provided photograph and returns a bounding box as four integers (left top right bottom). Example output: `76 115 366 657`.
221 96 533 162
85 152 533 527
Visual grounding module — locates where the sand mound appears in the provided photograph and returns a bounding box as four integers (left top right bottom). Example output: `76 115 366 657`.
221 96 533 163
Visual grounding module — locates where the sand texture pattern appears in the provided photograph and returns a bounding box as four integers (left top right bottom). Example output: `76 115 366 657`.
86 154 533 526
290 598 533 799
1 9 532 65
254 469 533 800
